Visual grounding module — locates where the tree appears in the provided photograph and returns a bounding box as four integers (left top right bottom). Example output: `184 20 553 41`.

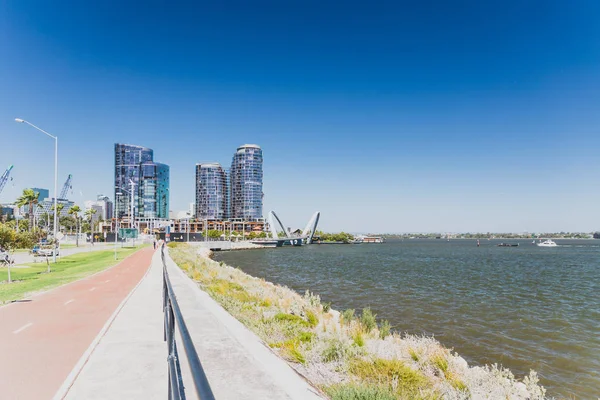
15 189 40 232
59 215 76 232
51 203 65 215
85 208 97 242
207 229 221 239
68 205 82 247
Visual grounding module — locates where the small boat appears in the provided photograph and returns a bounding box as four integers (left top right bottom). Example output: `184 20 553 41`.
360 236 385 243
497 243 519 247
537 239 557 247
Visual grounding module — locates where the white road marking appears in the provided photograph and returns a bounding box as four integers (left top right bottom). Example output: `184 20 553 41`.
13 322 33 334
64 299 75 305
89 287 96 292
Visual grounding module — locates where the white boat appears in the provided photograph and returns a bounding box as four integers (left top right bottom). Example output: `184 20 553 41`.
537 239 557 247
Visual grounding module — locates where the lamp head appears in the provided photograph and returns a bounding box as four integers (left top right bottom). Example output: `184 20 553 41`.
15 118 25 123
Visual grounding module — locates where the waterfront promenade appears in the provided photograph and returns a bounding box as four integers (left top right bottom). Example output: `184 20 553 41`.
1 245 323 399
0 247 153 399
64 247 323 399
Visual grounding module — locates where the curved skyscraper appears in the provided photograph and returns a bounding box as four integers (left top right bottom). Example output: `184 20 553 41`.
195 163 228 220
230 144 263 220
114 143 169 220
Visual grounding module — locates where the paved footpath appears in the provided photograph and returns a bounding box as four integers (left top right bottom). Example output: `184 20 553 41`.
64 250 167 399
0 247 153 400
64 248 323 400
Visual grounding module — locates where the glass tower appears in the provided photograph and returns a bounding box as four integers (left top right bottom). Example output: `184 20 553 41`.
195 163 228 220
229 144 263 220
156 163 170 219
114 144 169 219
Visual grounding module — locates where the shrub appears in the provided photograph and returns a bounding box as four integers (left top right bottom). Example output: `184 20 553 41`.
361 308 377 333
281 340 306 364
273 313 309 327
322 339 348 363
260 298 272 307
304 289 321 307
323 384 396 400
379 320 391 339
342 309 355 324
431 353 448 374
297 331 314 343
306 310 319 327
323 302 331 312
353 331 365 347
350 358 430 397
409 348 420 362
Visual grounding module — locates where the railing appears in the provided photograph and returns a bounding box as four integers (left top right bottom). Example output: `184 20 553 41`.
161 244 216 400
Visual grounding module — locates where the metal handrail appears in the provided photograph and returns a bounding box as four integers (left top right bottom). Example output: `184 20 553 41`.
162 244 216 400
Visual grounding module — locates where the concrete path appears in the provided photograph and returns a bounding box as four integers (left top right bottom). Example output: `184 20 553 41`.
63 249 167 399
0 248 153 400
163 248 324 400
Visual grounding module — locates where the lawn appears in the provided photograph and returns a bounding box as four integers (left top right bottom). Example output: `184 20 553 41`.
0 246 145 304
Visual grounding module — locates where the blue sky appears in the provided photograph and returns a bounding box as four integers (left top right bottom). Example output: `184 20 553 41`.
1 1 599 232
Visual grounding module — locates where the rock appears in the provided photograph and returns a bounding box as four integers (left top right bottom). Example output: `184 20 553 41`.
514 382 529 399
454 355 469 371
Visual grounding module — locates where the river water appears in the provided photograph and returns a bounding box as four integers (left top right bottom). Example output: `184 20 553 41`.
214 239 600 398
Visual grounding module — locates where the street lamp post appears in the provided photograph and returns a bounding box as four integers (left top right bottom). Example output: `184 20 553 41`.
115 193 123 260
15 118 59 263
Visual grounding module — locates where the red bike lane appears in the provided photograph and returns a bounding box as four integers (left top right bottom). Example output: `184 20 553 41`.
0 247 153 400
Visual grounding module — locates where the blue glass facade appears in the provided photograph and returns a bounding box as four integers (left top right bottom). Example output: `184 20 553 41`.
195 163 228 220
230 144 263 220
156 163 169 219
114 144 169 219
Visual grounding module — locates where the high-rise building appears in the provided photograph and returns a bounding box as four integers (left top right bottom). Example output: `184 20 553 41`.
90 195 114 220
195 163 228 220
114 144 169 220
156 163 169 219
96 194 114 220
229 144 263 220
31 188 50 202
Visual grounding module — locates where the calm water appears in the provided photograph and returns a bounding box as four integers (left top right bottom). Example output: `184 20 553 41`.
215 239 600 398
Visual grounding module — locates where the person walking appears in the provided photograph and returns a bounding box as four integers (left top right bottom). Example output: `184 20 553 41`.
153 239 157 250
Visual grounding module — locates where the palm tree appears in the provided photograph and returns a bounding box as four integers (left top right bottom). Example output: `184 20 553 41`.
51 203 65 233
85 208 97 244
51 202 65 215
16 189 39 232
68 205 82 247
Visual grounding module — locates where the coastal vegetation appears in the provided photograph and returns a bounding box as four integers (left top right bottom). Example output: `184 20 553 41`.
169 244 546 399
379 232 594 239
315 231 355 243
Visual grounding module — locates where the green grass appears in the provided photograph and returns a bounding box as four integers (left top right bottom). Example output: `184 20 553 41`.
0 246 144 304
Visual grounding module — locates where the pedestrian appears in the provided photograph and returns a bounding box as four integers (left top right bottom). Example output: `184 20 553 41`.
153 239 157 250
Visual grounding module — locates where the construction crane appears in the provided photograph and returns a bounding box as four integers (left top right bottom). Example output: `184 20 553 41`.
0 165 14 196
58 174 73 200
